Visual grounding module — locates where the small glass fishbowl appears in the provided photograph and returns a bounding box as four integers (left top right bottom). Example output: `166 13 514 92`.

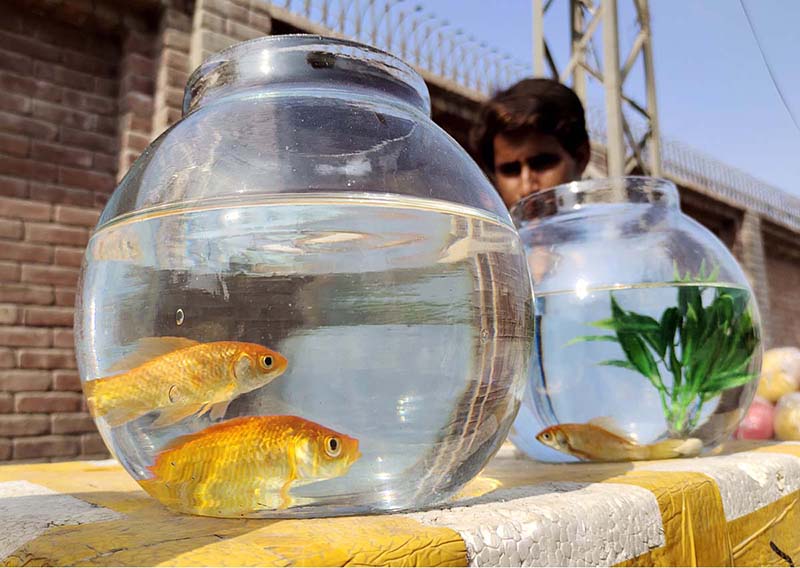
74 35 534 517
508 177 763 463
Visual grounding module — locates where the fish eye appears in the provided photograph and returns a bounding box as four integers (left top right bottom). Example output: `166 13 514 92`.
543 433 551 440
325 436 342 458
261 355 273 368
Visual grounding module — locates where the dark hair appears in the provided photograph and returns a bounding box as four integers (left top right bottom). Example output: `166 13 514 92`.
470 78 589 173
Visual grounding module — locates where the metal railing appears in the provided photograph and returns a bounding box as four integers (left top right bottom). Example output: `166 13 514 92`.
264 0 800 233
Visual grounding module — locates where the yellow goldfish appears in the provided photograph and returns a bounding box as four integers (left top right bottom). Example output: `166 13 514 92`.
84 337 288 428
536 418 703 462
138 415 361 516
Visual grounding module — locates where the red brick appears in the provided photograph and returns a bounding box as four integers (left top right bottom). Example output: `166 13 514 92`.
162 48 187 71
32 101 95 131
80 432 107 455
0 283 53 305
61 49 116 77
94 116 117 136
119 92 153 116
123 30 155 57
54 288 76 307
164 86 184 109
0 155 58 182
34 61 96 92
59 167 116 193
0 72 61 103
62 89 115 116
21 264 79 287
0 261 20 282
0 196 51 220
17 348 76 369
22 306 74 327
53 328 74 348
54 246 85 268
0 176 28 198
0 394 11 413
0 347 13 368
15 392 82 413
0 240 53 263
226 20 264 41
25 222 88 247
0 414 49 436
0 369 51 392
0 91 31 115
0 49 32 75
53 205 100 227
95 77 117 97
120 73 153 96
29 183 93 208
53 369 81 391
0 304 18 324
0 111 57 141
197 10 225 33
248 10 271 33
161 28 190 52
51 412 95 434
0 133 29 160
0 438 10 460
0 218 23 239
0 326 51 347
122 53 155 77
123 131 151 154
31 143 93 169
60 127 116 154
93 153 117 174
0 31 61 63
13 435 79 459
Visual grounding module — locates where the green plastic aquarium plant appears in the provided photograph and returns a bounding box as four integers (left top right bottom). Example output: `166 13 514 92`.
569 262 760 435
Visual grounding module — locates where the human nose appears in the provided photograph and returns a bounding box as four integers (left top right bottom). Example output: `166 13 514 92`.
520 164 539 194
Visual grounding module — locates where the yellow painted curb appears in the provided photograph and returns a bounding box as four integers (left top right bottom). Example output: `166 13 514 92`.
3 442 800 566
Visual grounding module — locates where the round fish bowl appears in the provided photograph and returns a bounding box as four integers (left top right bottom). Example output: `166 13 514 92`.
74 35 534 517
509 177 763 463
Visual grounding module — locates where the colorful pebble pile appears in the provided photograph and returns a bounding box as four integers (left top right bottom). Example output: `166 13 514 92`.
735 347 800 441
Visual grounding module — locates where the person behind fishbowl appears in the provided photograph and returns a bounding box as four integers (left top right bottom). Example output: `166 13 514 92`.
470 78 591 283
470 78 590 209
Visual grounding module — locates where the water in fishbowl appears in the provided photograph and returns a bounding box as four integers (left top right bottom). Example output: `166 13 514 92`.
510 281 760 463
75 192 533 517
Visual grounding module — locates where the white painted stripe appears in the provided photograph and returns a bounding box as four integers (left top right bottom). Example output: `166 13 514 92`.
0 481 123 560
640 450 800 520
410 481 664 567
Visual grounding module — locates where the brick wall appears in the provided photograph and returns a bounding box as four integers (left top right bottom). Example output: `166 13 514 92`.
0 3 131 461
0 0 798 463
764 224 800 348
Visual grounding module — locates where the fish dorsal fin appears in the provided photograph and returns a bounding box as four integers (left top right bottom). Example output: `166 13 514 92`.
588 416 638 442
108 336 201 373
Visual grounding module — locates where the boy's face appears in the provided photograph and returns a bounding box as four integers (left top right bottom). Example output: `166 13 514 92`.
492 131 588 208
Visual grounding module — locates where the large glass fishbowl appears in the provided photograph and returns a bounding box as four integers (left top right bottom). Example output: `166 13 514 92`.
509 177 763 463
74 36 534 517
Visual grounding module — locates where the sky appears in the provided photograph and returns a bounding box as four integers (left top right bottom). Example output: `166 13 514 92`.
419 0 800 197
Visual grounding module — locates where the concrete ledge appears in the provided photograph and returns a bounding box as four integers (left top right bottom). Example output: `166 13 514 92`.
1 441 799 566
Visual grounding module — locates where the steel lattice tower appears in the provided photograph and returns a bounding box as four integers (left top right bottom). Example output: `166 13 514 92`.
533 0 661 177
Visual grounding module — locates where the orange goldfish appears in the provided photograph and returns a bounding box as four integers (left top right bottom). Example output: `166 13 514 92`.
536 418 703 462
84 337 288 428
138 415 361 516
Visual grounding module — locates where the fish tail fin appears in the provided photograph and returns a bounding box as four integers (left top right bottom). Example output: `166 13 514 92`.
645 437 703 460
83 379 146 428
137 477 169 506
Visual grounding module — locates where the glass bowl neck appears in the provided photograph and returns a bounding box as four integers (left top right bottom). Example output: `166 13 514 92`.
184 35 431 116
510 177 681 227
